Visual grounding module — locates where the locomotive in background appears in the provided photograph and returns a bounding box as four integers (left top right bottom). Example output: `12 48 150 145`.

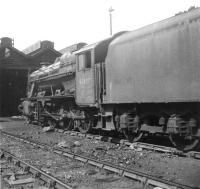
22 7 200 151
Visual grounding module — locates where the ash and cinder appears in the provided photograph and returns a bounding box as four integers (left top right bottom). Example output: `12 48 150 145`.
1 118 200 188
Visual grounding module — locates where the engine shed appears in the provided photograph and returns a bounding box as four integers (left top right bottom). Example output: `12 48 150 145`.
0 37 61 116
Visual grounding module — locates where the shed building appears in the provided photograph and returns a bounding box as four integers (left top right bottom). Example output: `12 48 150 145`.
0 37 61 116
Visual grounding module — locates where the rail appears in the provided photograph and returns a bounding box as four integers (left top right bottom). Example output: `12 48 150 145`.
0 148 73 189
57 129 200 160
1 130 196 189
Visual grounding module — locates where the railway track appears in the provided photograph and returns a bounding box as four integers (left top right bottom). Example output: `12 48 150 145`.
1 149 73 189
55 129 200 160
1 130 197 189
2 132 136 189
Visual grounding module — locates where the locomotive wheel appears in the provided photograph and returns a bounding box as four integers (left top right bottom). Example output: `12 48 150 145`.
67 119 74 130
77 119 92 134
59 119 74 130
123 129 144 142
47 119 57 128
169 135 200 152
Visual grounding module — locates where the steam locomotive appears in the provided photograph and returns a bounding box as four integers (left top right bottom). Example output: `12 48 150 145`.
23 8 200 151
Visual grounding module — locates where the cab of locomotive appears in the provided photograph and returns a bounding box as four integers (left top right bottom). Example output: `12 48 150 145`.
75 44 96 106
75 33 127 108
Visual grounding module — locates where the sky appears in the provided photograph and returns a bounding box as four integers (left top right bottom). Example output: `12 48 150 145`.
0 0 200 51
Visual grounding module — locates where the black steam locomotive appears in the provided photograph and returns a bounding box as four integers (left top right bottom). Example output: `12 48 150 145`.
23 8 200 151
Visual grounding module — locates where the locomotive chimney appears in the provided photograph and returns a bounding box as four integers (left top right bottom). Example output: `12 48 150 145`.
0 37 13 47
41 40 54 49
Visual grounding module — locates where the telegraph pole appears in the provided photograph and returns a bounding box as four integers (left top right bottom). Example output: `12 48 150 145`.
109 7 114 36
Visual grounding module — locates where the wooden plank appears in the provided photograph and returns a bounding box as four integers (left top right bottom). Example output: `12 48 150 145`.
6 177 35 185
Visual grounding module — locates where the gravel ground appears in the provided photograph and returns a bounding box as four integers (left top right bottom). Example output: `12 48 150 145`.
0 118 145 189
1 117 200 188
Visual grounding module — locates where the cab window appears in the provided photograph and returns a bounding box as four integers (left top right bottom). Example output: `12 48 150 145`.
78 51 91 71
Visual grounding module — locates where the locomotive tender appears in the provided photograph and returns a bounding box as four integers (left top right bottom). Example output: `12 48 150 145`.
24 8 200 151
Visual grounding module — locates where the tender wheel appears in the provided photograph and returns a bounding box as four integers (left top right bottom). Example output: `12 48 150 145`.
123 129 144 142
169 135 200 151
76 119 92 134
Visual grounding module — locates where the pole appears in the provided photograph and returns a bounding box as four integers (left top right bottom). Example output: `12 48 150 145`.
109 7 114 36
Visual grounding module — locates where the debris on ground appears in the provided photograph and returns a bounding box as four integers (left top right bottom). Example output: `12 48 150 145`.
57 141 75 148
73 147 83 154
42 126 54 132
129 144 136 150
11 116 24 120
57 141 70 148
135 147 143 152
74 141 81 147
10 174 16 181
95 146 107 151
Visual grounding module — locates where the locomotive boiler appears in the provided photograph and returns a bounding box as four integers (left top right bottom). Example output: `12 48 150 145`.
23 8 200 151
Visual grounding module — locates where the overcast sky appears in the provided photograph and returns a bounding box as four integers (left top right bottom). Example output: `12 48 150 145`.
0 0 200 51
